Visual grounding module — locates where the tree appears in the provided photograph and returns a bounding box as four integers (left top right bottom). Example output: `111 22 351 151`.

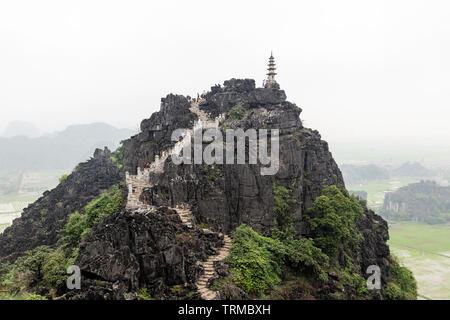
306 186 363 257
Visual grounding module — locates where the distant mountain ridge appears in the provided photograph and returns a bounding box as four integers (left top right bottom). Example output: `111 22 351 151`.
0 123 135 170
382 180 450 224
341 162 435 186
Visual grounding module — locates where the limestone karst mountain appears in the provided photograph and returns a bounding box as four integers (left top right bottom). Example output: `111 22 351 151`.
0 79 407 300
382 180 450 223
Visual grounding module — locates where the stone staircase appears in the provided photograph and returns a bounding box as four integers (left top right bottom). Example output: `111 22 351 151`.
189 101 209 122
168 204 194 228
166 204 232 300
124 101 232 300
196 234 232 300
125 101 224 211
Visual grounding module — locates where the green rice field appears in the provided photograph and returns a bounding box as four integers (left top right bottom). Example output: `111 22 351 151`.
350 178 450 300
0 169 67 233
348 177 418 211
389 222 450 299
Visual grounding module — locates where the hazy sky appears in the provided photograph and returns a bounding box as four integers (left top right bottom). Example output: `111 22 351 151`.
1 0 449 161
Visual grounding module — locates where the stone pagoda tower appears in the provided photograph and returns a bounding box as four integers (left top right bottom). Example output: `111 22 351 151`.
264 52 279 88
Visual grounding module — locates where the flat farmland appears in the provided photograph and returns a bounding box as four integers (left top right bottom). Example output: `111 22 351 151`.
388 222 450 300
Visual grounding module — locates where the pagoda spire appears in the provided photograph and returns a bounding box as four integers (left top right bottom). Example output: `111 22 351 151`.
264 52 278 88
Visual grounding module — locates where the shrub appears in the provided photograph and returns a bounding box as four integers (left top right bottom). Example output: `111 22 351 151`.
226 102 246 121
84 188 122 227
59 174 68 183
110 142 124 168
228 224 331 296
22 293 47 300
385 282 403 300
227 225 286 295
64 211 87 247
19 246 54 283
336 257 369 298
2 246 54 293
41 248 76 293
281 237 329 282
273 183 295 231
64 187 122 247
387 256 417 300
305 186 363 257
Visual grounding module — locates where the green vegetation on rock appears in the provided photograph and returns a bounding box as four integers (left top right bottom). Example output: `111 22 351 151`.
219 184 416 300
305 186 363 257
0 245 76 298
64 187 122 247
0 185 122 299
226 224 286 295
58 174 68 184
385 255 417 300
226 102 246 121
110 141 125 168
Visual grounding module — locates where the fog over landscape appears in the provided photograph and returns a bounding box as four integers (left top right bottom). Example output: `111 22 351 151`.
1 0 450 303
1 0 450 165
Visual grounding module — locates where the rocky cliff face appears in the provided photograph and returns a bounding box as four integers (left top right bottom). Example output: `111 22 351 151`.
71 78 389 299
66 207 224 300
123 79 343 235
0 147 122 261
0 79 393 300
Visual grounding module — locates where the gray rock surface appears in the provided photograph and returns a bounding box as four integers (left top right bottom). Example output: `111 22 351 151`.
0 147 122 261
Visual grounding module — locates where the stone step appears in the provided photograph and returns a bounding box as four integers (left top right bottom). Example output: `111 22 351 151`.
198 276 209 281
202 292 217 300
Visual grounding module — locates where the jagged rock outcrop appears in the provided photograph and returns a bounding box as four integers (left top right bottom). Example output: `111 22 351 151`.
66 207 224 300
357 207 391 297
123 79 343 235
0 147 122 261
123 94 197 175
